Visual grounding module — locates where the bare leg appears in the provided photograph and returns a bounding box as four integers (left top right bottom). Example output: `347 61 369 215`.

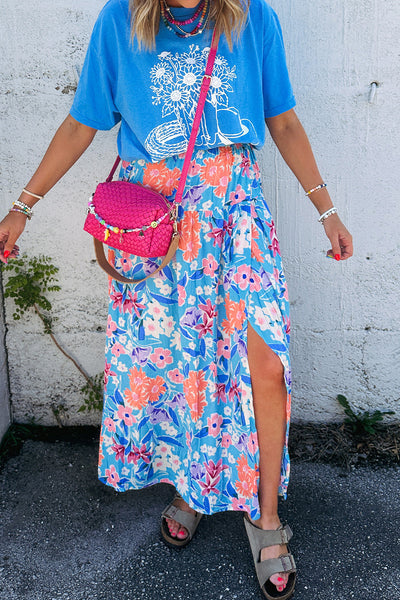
247 322 289 592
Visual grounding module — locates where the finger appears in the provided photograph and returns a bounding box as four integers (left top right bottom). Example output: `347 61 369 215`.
4 235 19 257
329 236 342 261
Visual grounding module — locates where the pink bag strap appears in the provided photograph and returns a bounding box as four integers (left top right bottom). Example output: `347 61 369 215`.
106 156 122 182
174 27 219 204
105 28 220 193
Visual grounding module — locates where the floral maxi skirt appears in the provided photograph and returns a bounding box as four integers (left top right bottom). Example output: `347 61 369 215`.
98 144 291 520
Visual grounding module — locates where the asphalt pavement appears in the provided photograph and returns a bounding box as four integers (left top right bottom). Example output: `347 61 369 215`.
0 438 399 600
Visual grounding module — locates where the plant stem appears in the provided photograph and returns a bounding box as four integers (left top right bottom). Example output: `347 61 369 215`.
33 303 95 389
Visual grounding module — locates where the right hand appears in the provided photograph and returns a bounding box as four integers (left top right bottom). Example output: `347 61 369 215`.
0 211 25 264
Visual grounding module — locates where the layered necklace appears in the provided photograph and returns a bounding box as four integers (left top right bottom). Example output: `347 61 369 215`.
160 0 210 38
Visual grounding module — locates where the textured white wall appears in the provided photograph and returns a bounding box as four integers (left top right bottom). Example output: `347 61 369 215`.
0 0 399 426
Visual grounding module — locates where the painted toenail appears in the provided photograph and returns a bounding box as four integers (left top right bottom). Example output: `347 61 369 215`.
277 586 284 592
277 577 284 582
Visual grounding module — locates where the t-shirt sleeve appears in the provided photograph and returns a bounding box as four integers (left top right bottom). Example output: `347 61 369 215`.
69 12 121 130
262 6 296 118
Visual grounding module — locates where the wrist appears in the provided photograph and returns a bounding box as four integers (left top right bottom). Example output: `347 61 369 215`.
19 189 41 208
305 186 334 214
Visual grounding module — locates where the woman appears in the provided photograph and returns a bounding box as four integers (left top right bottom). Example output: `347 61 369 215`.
0 1 353 598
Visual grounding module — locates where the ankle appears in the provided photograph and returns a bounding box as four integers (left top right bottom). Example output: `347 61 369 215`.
252 513 282 530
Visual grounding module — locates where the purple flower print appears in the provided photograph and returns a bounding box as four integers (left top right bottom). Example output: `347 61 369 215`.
259 268 273 291
236 433 249 452
181 306 202 328
233 330 247 358
223 268 235 290
132 346 152 366
285 368 292 389
182 184 207 208
168 392 186 409
190 462 206 480
145 404 171 424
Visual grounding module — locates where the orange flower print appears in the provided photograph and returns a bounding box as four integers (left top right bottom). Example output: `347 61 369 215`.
251 224 264 262
98 436 105 466
235 455 259 499
221 293 247 334
200 148 233 190
143 160 180 196
200 157 223 186
184 370 208 421
124 366 150 410
214 174 231 198
179 210 202 262
160 167 180 196
145 375 167 403
142 160 169 191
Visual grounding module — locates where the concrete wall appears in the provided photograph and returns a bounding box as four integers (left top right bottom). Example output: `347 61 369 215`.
0 0 399 425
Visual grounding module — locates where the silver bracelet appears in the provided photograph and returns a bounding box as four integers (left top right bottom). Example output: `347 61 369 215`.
318 207 338 223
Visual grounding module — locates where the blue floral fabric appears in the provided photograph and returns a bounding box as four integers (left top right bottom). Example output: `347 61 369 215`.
98 144 291 520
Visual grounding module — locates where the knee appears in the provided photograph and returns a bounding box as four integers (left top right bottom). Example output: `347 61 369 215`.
249 346 285 385
261 352 285 383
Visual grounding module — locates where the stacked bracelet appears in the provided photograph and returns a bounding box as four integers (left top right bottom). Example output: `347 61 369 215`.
10 199 33 220
305 183 327 196
22 188 44 200
318 207 338 223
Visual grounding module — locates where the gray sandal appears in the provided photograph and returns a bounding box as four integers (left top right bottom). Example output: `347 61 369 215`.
244 514 297 600
161 492 203 548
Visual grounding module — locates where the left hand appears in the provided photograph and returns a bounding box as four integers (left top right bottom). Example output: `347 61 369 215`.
322 213 353 261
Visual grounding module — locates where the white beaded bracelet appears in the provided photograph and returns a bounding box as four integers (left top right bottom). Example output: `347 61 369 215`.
318 207 338 223
305 183 327 196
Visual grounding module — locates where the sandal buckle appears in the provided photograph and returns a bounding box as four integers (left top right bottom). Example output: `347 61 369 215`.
280 554 296 572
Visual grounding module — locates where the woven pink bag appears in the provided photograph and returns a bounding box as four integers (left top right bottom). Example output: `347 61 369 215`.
84 29 219 285
84 175 178 258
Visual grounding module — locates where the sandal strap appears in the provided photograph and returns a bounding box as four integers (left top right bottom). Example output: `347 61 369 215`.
244 515 293 553
256 553 297 588
161 499 202 539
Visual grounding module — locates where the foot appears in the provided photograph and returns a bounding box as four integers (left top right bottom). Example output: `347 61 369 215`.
250 516 289 593
165 496 197 540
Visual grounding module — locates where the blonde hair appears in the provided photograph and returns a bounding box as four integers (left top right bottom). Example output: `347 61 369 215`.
129 0 249 51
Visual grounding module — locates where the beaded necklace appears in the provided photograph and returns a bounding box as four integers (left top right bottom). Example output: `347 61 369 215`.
160 0 210 38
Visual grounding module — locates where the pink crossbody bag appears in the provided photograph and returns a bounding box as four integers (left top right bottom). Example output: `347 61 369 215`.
84 29 220 285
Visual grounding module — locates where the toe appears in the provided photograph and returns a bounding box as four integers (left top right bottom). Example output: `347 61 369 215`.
176 526 188 539
270 572 289 590
165 518 178 537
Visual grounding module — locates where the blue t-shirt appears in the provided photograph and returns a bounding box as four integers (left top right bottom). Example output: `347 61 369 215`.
70 0 296 162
